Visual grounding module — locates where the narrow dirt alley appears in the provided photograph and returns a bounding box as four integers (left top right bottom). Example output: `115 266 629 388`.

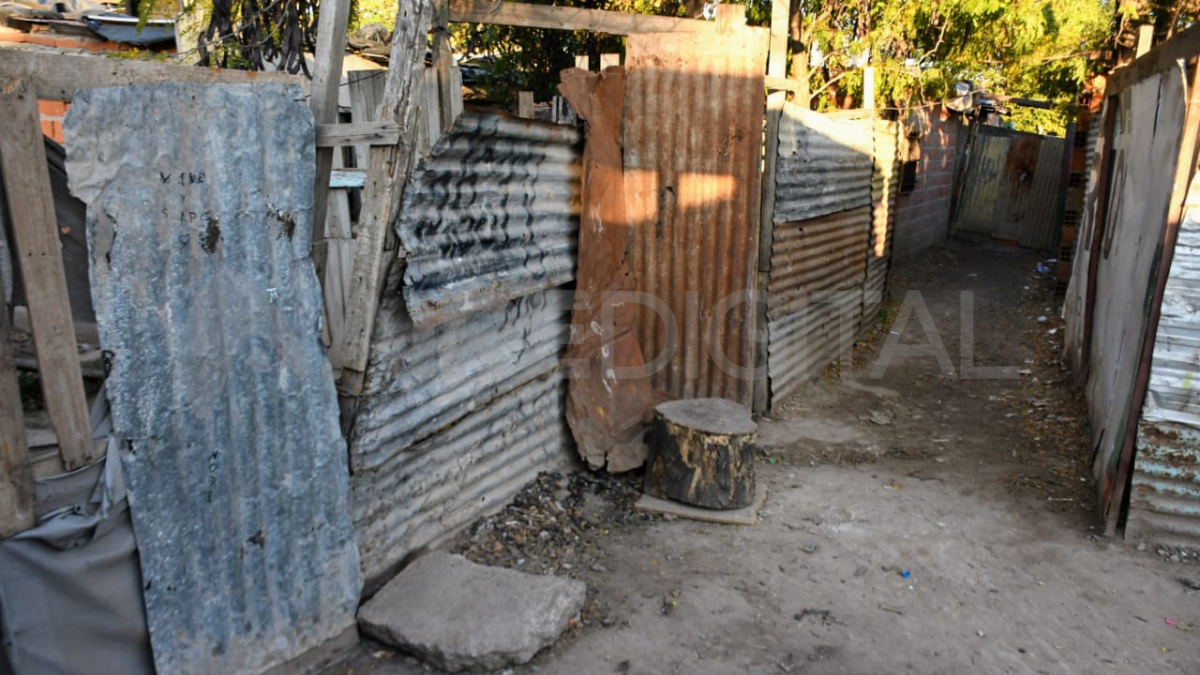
332 242 1200 675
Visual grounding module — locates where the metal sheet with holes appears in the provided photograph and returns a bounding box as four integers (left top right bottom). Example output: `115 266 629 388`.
395 112 582 328
622 25 767 405
66 83 360 675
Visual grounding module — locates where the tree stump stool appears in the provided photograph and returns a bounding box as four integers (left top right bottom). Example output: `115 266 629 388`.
643 398 757 509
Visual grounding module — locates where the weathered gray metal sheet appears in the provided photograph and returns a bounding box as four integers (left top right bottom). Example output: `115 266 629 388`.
351 374 574 590
954 129 1010 235
1085 71 1186 524
349 264 571 473
66 83 360 675
773 104 874 224
953 126 1065 250
396 112 582 328
1129 168 1200 544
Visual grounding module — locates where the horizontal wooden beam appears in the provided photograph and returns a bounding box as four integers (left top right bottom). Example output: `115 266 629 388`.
449 0 714 35
765 75 800 92
330 169 366 188
1107 22 1200 97
316 121 401 147
0 49 305 102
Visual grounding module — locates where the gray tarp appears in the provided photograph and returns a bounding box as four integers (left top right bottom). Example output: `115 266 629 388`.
0 438 154 675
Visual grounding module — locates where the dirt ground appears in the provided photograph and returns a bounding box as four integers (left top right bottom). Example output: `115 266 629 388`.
329 241 1200 675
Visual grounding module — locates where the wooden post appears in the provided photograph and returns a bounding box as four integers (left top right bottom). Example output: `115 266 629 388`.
518 91 535 118
337 0 435 395
644 399 757 509
433 0 458 132
754 0 789 412
715 3 745 32
0 273 34 537
863 65 875 111
0 79 95 471
1137 23 1154 57
309 0 352 270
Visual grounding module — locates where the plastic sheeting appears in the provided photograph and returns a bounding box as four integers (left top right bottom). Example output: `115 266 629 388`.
0 439 153 675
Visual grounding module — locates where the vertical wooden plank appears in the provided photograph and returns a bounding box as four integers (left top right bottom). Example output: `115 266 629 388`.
310 0 353 274
0 78 94 470
433 0 458 133
715 3 744 31
0 278 34 537
349 69 387 168
518 91 535 118
1137 24 1154 57
754 0 790 412
337 0 435 394
863 66 875 110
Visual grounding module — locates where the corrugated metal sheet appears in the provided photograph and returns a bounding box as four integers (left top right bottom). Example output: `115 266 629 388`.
767 207 871 318
953 126 1066 250
767 288 863 402
1084 71 1186 525
1128 167 1200 544
623 25 767 405
865 119 900 320
351 374 574 590
1064 98 1111 374
66 84 360 675
349 263 571 473
766 207 870 404
1129 423 1200 544
396 112 583 328
774 105 874 223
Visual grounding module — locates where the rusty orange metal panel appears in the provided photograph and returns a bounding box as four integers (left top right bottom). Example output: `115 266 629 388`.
623 23 768 406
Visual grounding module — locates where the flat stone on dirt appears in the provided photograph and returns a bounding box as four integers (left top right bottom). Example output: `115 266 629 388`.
357 552 586 672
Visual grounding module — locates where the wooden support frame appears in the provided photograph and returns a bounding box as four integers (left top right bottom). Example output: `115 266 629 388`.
0 79 96 472
316 121 402 147
0 50 303 102
337 0 435 395
0 267 34 537
309 0 353 311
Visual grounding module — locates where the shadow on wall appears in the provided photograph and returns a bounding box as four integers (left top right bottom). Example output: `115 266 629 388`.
893 105 964 260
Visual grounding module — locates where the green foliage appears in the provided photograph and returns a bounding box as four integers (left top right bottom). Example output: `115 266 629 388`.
350 0 396 31
792 0 1111 132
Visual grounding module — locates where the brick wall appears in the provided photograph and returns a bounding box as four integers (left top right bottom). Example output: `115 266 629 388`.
38 100 70 143
893 107 963 260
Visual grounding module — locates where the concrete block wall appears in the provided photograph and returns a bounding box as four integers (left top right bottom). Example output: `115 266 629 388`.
893 108 963 259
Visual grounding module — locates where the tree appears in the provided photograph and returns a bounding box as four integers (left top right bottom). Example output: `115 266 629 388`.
785 1 1112 134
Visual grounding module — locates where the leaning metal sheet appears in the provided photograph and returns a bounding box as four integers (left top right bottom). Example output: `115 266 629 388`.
66 83 360 675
